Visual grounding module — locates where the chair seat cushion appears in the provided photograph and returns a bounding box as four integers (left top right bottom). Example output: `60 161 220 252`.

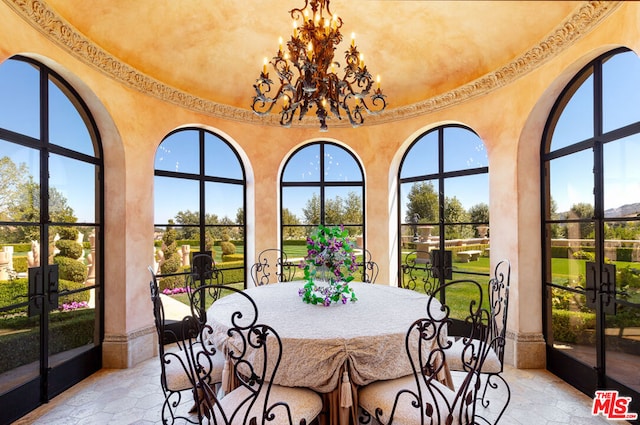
165 346 225 392
213 383 323 425
445 337 502 374
359 375 457 425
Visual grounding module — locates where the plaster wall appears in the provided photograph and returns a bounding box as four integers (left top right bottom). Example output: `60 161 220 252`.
1 1 639 369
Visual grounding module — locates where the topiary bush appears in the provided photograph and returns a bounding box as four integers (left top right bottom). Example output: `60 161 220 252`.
54 256 88 283
55 239 84 259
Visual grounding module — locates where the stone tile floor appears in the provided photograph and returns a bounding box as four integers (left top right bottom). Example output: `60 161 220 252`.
13 351 631 425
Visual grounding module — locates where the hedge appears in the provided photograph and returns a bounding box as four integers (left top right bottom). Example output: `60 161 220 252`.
0 308 95 374
551 309 596 344
0 278 90 315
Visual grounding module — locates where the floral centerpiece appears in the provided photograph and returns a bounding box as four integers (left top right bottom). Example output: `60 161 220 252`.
299 224 358 306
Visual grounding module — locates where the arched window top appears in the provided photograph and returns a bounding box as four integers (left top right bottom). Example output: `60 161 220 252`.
155 128 244 180
400 125 486 180
549 48 640 152
282 141 363 183
0 57 98 157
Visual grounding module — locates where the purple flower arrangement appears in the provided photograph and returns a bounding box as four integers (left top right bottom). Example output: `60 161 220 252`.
162 287 191 296
59 301 89 311
298 225 358 306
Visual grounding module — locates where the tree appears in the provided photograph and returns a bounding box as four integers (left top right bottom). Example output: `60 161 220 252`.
282 208 304 239
568 202 594 239
302 193 321 224
468 203 489 224
0 156 29 220
405 182 438 223
444 196 472 239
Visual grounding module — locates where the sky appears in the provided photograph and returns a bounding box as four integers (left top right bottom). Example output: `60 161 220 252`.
1 51 639 225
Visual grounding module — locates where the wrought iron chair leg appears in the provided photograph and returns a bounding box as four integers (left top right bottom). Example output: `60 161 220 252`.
479 372 511 424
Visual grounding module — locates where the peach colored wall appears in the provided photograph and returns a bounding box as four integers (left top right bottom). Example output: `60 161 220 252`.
1 1 639 368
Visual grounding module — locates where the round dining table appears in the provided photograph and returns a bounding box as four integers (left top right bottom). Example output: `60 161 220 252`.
206 281 452 425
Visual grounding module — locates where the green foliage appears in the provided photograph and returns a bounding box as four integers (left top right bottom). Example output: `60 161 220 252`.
220 240 236 255
572 250 595 261
0 243 31 253
57 227 79 241
552 309 596 344
54 257 88 283
0 309 95 374
221 253 243 262
0 278 89 314
55 239 83 259
13 256 27 273
618 266 640 288
405 181 438 223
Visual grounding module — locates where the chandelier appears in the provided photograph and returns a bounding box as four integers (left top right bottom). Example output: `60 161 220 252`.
251 0 387 131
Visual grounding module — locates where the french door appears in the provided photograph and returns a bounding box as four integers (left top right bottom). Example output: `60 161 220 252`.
543 48 640 418
0 57 103 423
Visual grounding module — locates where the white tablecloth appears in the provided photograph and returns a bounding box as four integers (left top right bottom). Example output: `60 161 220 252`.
207 281 448 394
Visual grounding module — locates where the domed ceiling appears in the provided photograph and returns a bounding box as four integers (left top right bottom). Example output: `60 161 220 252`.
6 0 620 126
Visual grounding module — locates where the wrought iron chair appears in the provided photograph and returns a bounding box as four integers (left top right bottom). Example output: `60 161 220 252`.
189 284 324 424
359 249 379 283
187 252 224 288
250 248 296 286
400 250 437 294
148 266 225 424
446 260 511 424
358 278 496 425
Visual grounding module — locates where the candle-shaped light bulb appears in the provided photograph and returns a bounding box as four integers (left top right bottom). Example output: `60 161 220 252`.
359 54 364 68
315 12 320 26
283 95 289 108
376 75 381 90
293 21 298 38
279 37 283 53
351 32 355 47
307 41 313 59
332 14 338 30
263 57 268 74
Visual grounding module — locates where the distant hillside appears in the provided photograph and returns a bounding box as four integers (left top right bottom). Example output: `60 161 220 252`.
604 203 640 218
556 203 640 219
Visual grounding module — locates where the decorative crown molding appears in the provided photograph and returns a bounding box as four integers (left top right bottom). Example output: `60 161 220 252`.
4 0 621 128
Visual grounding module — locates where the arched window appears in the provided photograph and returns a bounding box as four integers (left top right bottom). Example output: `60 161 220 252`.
398 125 489 290
280 141 365 268
542 48 640 402
0 56 103 415
154 128 246 287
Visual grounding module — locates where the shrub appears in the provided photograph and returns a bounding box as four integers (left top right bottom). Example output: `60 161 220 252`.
220 241 236 255
0 278 89 315
552 309 596 343
56 227 79 241
54 256 88 283
221 254 244 262
572 250 595 261
13 257 27 273
55 239 84 259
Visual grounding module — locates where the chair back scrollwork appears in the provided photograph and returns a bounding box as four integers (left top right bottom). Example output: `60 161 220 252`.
360 249 379 283
401 250 438 294
251 249 295 286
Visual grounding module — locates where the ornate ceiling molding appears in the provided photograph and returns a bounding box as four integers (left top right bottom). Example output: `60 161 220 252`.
4 0 621 128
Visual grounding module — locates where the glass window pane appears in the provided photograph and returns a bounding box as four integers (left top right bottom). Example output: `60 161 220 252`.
154 176 199 224
325 187 363 225
443 174 489 220
603 134 640 211
205 182 243 222
549 150 594 214
603 51 640 133
204 133 243 179
49 154 95 223
401 131 438 179
282 186 319 225
324 144 362 182
0 59 40 139
400 181 439 225
443 127 487 172
282 144 320 182
48 78 94 156
0 139 40 223
155 131 200 174
551 73 594 151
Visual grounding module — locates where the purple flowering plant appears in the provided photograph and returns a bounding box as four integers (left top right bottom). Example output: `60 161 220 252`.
298 224 358 306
